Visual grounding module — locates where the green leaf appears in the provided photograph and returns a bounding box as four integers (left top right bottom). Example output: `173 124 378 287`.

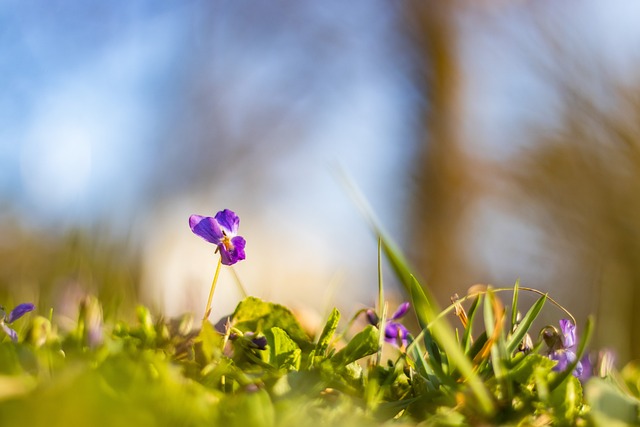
265 327 301 371
196 320 224 363
231 297 313 350
483 289 508 383
220 389 275 427
506 294 547 355
511 353 556 385
511 279 520 331
315 308 340 358
586 378 640 426
331 325 379 367
549 375 583 425
462 294 482 353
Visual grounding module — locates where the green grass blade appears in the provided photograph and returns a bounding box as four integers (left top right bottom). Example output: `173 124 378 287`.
376 239 386 366
462 294 482 353
378 236 495 414
506 294 547 354
340 174 495 415
511 279 520 330
483 289 507 382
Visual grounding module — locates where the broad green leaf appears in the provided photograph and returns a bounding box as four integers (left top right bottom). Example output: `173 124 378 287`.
231 297 313 350
265 327 301 371
511 353 556 385
220 389 275 427
621 361 640 398
197 320 224 363
315 308 340 358
549 374 582 425
586 378 640 426
331 325 378 367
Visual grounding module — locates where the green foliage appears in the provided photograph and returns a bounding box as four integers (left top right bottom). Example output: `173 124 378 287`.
330 325 379 368
232 297 313 351
0 286 624 427
0 233 638 426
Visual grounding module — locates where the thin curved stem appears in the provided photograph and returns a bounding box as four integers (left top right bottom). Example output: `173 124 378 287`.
202 257 223 324
431 286 576 326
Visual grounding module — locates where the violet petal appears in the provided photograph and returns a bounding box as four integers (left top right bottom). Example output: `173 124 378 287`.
231 236 246 258
219 247 234 266
559 319 577 349
391 302 410 320
385 323 409 347
219 236 246 266
189 215 224 244
1 324 17 342
214 209 240 235
365 309 379 326
8 303 35 323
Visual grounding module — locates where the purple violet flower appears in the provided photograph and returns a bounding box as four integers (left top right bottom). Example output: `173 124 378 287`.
189 209 246 266
1 303 35 342
545 319 583 378
367 302 411 348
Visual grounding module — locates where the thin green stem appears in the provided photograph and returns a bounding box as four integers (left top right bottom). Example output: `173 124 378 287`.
376 238 385 365
230 266 248 299
202 257 223 324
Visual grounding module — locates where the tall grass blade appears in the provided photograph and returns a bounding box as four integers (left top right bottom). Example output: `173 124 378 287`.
506 294 547 355
462 294 482 353
341 172 495 415
511 279 520 330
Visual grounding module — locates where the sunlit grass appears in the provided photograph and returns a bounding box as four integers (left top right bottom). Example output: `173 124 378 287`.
0 216 637 426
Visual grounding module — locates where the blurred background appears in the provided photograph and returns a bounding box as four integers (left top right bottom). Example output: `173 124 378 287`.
2 0 640 363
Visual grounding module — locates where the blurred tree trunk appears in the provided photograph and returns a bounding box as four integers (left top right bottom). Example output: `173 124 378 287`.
510 81 640 363
404 1 478 302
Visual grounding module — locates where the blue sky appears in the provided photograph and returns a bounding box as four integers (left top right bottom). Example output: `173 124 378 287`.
0 2 411 233
3 1 640 317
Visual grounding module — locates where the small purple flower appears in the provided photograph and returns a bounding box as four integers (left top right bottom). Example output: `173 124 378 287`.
189 209 246 266
1 303 35 342
558 319 576 348
367 302 411 348
545 319 583 378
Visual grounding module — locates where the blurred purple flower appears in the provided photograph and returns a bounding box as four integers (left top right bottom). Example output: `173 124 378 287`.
244 332 268 351
1 302 35 342
8 303 36 323
189 209 246 266
545 319 583 378
578 349 616 382
367 302 410 348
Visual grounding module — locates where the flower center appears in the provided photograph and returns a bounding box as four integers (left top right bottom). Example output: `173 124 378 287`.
221 233 234 251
